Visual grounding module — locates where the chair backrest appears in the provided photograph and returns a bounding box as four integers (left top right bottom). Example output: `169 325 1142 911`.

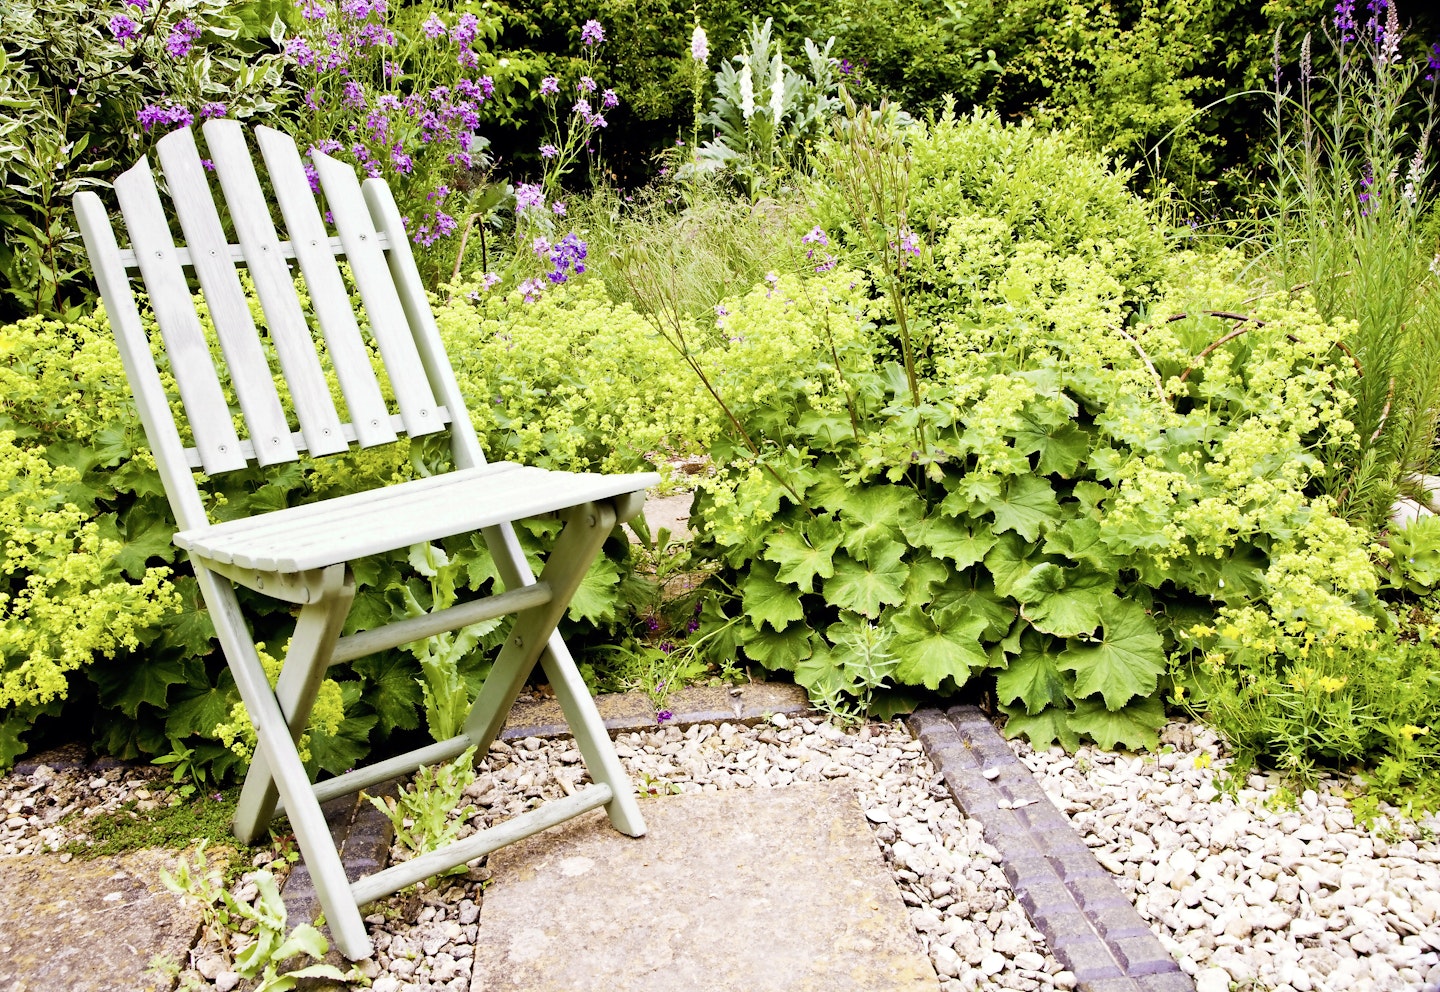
73 122 486 531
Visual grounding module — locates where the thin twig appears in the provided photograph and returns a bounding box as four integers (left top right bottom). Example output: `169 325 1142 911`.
1369 377 1396 445
1111 324 1166 404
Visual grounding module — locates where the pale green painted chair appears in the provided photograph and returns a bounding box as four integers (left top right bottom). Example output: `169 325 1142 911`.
73 121 654 960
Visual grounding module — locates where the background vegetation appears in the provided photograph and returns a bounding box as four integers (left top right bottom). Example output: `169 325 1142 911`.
3 0 1439 813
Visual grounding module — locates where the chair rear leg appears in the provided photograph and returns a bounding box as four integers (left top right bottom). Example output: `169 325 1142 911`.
538 631 647 836
233 564 354 845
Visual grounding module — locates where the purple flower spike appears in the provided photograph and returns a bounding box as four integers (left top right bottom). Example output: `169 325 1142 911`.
515 182 545 211
540 75 560 96
578 75 597 94
166 18 202 58
422 13 445 38
199 102 228 119
540 143 559 158
109 14 139 45
580 19 604 46
602 88 619 109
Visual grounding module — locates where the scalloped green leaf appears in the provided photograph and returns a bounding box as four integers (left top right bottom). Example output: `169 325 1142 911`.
903 553 950 602
999 701 1080 751
984 532 1052 599
825 545 908 617
762 515 843 590
994 637 1070 714
889 605 989 690
1014 417 1089 477
740 563 806 632
1042 516 1122 573
352 653 423 734
900 513 996 569
990 474 1062 541
1056 599 1164 710
836 484 921 562
568 553 622 624
1013 564 1115 637
741 620 816 671
933 575 1015 639
1067 694 1166 750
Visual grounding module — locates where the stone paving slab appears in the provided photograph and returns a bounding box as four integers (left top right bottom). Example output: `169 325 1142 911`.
0 848 202 992
470 781 938 992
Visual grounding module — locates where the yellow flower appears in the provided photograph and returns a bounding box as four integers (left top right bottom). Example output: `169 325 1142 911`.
1400 725 1430 741
1316 676 1347 694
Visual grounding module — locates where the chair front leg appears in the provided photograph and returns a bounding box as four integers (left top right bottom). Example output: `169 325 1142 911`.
233 563 355 845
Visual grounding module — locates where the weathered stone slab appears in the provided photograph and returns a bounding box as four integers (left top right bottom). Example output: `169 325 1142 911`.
470 782 937 992
0 848 203 992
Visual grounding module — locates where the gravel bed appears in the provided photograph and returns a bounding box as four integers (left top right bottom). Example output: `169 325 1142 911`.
0 761 169 858
1011 722 1440 992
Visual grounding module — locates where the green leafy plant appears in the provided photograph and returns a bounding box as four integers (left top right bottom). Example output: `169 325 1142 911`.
162 842 352 991
691 17 842 197
367 745 478 878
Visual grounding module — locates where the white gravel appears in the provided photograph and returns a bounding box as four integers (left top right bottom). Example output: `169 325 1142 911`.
8 714 1440 992
1011 721 1440 992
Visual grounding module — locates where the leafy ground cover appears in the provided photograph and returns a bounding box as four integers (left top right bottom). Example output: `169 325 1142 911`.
2 0 1439 814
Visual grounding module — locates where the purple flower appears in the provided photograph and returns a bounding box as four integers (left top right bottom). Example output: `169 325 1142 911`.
601 88 619 109
390 144 413 173
839 58 853 75
518 277 545 302
544 232 588 283
137 101 194 133
166 18 202 58
656 710 674 724
342 81 365 107
589 114 607 129
515 182 545 211
126 0 148 9
451 12 479 45
109 14 139 45
286 37 317 68
532 235 552 256
481 272 502 290
578 75 597 94
552 201 567 216
540 143 559 158
299 0 326 19
801 226 829 247
572 98 592 117
539 75 560 97
898 230 920 256
384 59 400 80
814 253 837 273
422 12 445 37
199 102 227 119
1428 42 1440 82
1334 0 1357 43
580 19 604 46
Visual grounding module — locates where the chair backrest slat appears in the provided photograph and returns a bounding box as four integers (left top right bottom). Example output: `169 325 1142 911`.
156 127 299 465
113 158 249 476
311 150 446 440
203 120 348 459
254 126 397 448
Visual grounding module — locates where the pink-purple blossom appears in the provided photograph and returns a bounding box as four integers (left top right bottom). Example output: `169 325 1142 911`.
199 102 228 119
422 12 445 37
166 19 202 58
540 143 559 158
540 76 560 96
580 19 604 46
137 101 194 133
578 75 597 94
515 183 545 211
109 15 139 45
601 89 619 109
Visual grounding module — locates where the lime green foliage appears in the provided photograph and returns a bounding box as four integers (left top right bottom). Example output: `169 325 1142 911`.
1179 619 1440 816
367 746 477 878
684 108 1378 751
163 842 352 990
434 277 719 476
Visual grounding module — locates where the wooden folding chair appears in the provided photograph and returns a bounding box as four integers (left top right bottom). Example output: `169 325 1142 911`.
73 121 654 960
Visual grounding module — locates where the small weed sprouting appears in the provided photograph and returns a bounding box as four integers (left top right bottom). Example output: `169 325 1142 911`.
367 746 479 879
161 842 355 992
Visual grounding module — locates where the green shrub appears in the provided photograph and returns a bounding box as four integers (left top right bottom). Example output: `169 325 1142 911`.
678 107 1380 750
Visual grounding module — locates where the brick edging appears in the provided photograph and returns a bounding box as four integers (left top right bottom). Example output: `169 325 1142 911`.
907 706 1194 992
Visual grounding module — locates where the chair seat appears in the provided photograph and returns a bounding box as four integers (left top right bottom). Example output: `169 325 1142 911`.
175 462 659 573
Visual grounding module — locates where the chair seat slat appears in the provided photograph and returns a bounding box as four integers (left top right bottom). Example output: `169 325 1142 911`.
177 466 659 573
312 150 445 440
113 160 248 475
203 120 349 459
255 126 398 449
